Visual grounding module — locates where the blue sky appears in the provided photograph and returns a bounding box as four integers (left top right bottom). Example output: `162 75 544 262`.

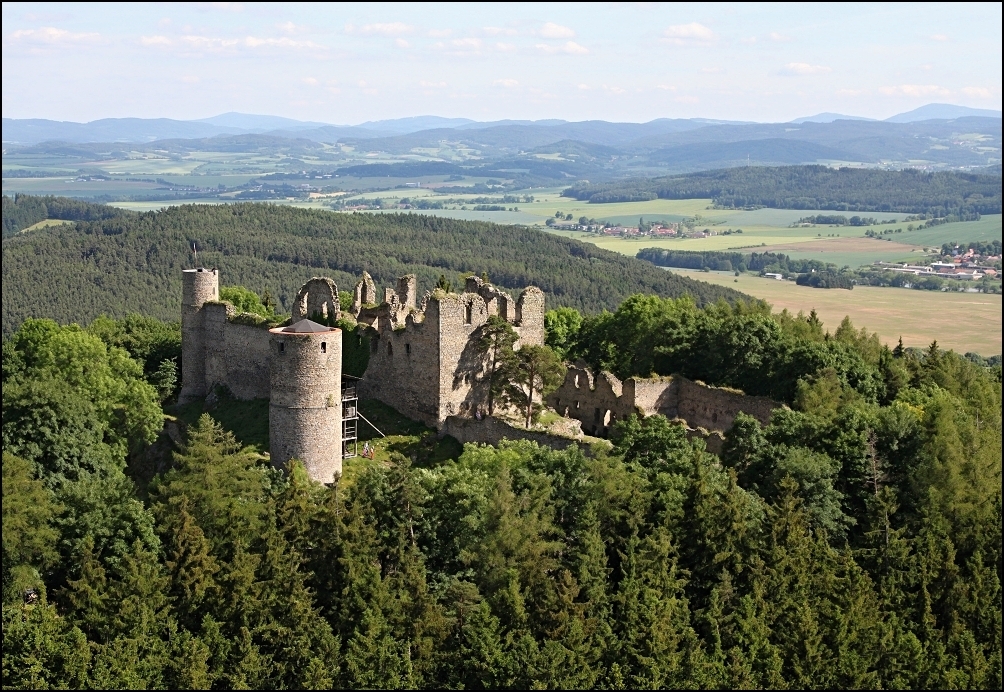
2 2 1000 124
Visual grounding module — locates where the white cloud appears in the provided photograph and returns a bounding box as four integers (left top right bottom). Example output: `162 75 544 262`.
837 89 865 96
540 22 575 38
494 78 519 87
140 35 172 46
180 75 200 83
395 38 410 48
930 34 948 41
495 42 516 52
656 84 676 91
174 34 322 51
355 22 414 36
779 62 831 75
452 37 482 49
675 95 700 104
9 26 101 44
961 86 993 98
302 77 319 86
662 22 715 45
483 26 517 36
420 80 447 88
702 66 723 74
536 41 587 55
427 28 452 38
879 84 951 97
769 32 792 42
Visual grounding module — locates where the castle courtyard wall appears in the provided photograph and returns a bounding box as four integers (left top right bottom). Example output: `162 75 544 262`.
358 303 444 427
202 302 272 400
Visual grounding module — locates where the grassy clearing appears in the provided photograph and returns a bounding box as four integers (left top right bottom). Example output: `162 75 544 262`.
667 268 1002 356
20 218 75 233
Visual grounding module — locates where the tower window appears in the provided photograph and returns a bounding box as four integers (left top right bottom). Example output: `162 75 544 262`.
405 343 411 355
279 342 285 353
321 342 327 353
387 342 393 356
465 302 473 324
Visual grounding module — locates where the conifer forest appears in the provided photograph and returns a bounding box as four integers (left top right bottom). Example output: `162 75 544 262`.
3 277 1001 688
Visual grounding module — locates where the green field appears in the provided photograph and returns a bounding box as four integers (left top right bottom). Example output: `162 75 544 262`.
667 269 1002 356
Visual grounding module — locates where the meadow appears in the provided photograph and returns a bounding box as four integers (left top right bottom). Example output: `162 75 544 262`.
668 269 1002 356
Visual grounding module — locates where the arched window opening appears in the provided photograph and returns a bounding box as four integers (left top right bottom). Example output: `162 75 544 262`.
320 342 327 353
465 302 473 324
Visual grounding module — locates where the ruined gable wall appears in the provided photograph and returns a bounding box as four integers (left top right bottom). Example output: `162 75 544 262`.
673 378 777 430
202 302 271 400
548 365 627 436
624 377 677 418
358 303 442 427
437 292 491 422
514 286 545 345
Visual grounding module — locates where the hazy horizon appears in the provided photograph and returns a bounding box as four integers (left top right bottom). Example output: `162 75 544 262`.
3 2 1001 124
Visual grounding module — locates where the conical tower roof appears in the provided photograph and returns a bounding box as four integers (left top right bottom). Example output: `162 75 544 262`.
281 319 334 333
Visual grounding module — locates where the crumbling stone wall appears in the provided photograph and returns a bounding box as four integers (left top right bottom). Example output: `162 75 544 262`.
673 377 775 430
441 415 605 456
548 364 779 438
358 299 444 427
358 275 545 427
292 277 340 323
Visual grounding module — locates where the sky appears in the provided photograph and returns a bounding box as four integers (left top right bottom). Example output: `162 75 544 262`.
2 2 1001 125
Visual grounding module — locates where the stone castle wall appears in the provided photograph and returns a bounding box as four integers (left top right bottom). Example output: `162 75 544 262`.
673 377 775 431
548 364 779 438
202 303 272 400
441 415 603 456
358 300 444 427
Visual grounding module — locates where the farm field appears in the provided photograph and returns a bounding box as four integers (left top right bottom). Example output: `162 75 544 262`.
667 269 1002 356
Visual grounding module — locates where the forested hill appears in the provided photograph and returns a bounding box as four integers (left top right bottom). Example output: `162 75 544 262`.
562 165 1002 216
1 203 746 334
2 193 129 237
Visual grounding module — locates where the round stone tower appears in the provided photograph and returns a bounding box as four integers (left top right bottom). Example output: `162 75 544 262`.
269 319 343 483
179 268 219 403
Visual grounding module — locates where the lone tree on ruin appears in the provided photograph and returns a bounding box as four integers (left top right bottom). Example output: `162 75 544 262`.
476 315 517 415
502 344 564 428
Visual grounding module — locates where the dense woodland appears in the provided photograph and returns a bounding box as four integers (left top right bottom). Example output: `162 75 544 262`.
2 284 1001 688
562 166 1002 216
1 194 128 238
637 248 832 275
1 200 744 335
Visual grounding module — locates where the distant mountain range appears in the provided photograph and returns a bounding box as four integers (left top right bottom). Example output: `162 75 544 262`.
3 103 998 145
3 104 999 178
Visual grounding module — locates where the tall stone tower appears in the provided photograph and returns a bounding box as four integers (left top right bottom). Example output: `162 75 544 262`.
268 319 343 483
179 268 219 403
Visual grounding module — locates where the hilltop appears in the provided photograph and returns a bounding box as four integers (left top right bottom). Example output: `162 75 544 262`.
1 200 747 334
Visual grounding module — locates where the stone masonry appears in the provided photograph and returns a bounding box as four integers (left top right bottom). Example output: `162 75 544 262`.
547 361 778 437
179 268 545 481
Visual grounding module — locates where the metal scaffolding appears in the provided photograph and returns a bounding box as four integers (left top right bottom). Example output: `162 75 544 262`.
342 375 360 458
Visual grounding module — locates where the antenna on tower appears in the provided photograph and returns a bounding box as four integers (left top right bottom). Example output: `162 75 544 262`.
192 242 199 269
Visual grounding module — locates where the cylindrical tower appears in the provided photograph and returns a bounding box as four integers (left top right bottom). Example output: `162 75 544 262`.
269 320 343 483
179 268 219 403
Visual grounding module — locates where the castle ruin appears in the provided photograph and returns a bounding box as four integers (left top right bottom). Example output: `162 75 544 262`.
180 267 778 483
547 361 778 438
179 268 545 482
